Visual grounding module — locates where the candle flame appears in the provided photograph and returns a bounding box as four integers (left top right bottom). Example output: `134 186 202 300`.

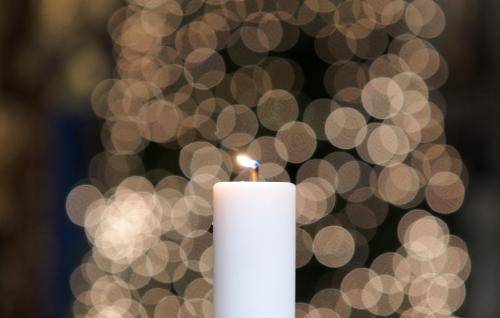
236 155 260 169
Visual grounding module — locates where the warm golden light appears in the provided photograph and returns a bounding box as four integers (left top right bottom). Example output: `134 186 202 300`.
237 154 260 181
236 155 260 169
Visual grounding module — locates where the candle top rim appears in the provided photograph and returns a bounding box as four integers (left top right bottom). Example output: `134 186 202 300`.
214 181 296 190
213 181 296 196
215 181 294 184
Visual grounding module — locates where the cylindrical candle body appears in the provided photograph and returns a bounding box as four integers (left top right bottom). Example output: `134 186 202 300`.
213 182 296 318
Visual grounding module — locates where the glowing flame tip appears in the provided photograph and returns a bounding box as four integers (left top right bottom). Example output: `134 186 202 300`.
236 155 259 169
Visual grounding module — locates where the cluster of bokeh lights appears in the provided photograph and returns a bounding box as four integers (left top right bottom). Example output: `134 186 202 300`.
67 0 469 316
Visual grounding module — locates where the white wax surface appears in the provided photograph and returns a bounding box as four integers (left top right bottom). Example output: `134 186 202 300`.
213 182 296 318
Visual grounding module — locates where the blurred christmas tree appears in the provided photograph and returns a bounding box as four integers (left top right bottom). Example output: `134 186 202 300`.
66 0 470 317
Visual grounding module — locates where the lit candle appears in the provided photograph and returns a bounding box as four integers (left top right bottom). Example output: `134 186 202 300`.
213 155 296 318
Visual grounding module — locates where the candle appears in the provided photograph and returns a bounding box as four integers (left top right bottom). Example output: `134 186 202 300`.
213 155 296 318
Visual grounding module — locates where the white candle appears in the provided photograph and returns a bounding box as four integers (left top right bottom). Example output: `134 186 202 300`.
213 161 296 318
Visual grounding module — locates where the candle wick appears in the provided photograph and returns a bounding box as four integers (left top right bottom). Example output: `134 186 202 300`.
250 165 259 182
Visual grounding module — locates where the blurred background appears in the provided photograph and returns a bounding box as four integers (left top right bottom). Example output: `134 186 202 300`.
0 0 498 317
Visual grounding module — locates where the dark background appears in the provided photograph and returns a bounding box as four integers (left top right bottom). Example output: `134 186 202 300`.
0 0 498 317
